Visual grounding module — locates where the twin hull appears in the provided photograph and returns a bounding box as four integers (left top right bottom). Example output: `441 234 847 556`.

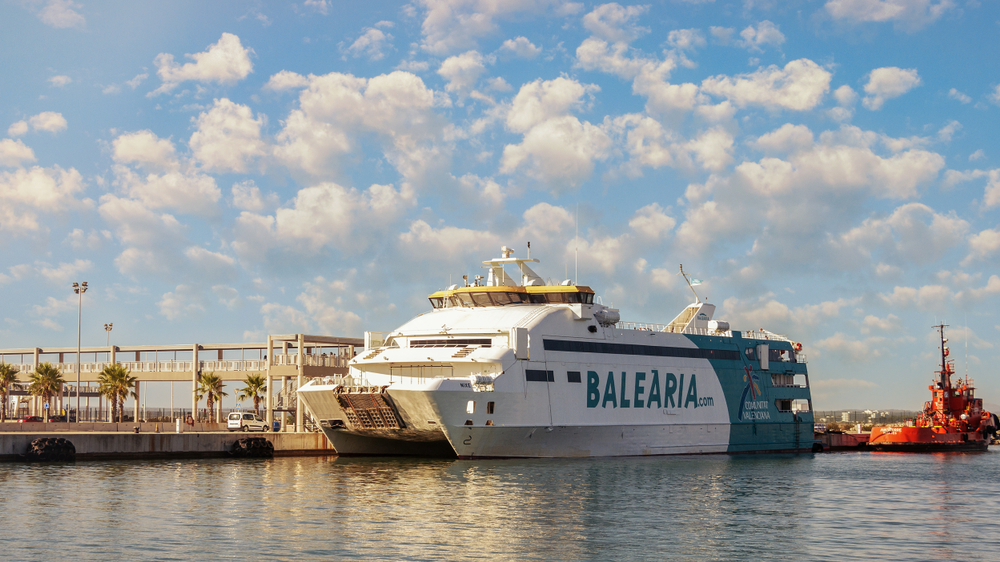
298 326 814 458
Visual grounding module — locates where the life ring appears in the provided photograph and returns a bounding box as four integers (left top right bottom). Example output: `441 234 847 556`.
794 342 802 351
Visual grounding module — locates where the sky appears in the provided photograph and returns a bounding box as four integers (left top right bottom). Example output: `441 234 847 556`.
1 0 998 411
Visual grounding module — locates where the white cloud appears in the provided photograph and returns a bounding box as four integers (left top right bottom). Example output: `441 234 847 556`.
344 27 393 61
752 123 815 155
501 78 611 189
824 0 957 32
127 73 148 89
8 121 28 137
295 277 363 335
232 182 411 260
942 168 1000 208
629 203 676 239
582 3 649 43
274 71 448 183
97 194 188 276
150 33 254 96
418 0 581 55
710 26 734 44
969 149 985 162
964 228 1000 265
830 203 968 268
737 20 785 52
667 29 706 51
0 139 36 167
948 88 971 104
184 246 238 282
28 111 68 133
0 165 88 233
263 70 310 91
65 228 111 251
499 36 541 58
304 0 329 15
878 284 951 310
676 125 946 257
862 67 920 110
158 285 207 320
833 84 858 106
506 77 596 133
687 127 734 171
37 0 85 29
112 130 178 171
48 75 72 87
189 98 266 173
701 59 832 111
937 120 961 142
112 167 221 217
231 180 279 212
989 85 1000 106
438 51 487 98
398 219 500 262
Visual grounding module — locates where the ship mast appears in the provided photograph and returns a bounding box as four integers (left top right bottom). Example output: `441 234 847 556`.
936 323 951 417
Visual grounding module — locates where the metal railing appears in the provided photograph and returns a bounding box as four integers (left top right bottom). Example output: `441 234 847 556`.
272 353 351 368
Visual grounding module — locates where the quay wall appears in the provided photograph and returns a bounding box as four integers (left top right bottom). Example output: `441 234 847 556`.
0 430 335 462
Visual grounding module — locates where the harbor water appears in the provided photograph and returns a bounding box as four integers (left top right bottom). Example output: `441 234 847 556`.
2 451 999 561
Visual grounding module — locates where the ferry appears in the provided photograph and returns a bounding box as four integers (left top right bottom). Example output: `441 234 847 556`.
297 246 815 458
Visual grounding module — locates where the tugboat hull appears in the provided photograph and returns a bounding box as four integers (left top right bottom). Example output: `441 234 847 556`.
868 426 988 452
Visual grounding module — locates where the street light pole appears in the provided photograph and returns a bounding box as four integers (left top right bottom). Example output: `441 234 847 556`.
73 282 88 422
104 323 113 346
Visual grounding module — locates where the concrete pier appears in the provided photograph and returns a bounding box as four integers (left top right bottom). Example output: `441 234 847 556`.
0 430 335 462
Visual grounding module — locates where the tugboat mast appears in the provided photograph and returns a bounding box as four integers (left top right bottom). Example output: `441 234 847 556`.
936 323 951 417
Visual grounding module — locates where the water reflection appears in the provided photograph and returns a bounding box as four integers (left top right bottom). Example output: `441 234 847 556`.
0 451 998 561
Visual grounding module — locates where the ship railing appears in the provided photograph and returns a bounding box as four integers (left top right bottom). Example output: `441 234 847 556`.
271 353 351 368
742 330 794 343
616 322 736 337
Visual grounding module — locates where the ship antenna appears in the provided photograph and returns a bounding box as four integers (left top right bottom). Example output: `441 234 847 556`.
679 264 701 303
574 203 579 284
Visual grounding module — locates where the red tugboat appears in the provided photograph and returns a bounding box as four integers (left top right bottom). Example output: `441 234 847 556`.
868 324 997 452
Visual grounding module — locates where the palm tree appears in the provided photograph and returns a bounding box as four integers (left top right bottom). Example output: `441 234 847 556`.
98 364 137 423
236 373 267 415
29 362 65 423
0 362 20 422
196 372 227 423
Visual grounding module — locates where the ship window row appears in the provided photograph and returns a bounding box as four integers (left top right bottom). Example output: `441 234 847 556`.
525 369 555 382
543 339 741 361
409 338 493 348
429 291 594 309
526 370 581 383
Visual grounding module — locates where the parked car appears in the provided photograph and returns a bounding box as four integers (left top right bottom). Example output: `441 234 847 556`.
18 416 44 423
227 412 269 432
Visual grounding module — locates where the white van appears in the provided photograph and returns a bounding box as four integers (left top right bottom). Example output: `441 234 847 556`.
227 412 269 432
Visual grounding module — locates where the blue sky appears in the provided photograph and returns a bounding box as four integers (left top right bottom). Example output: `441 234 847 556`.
1 0 998 410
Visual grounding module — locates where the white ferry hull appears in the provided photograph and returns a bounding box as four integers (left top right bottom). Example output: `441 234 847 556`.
446 424 731 458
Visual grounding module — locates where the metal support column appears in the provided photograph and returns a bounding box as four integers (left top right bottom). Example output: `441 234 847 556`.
295 334 304 432
265 335 273 429
191 344 199 423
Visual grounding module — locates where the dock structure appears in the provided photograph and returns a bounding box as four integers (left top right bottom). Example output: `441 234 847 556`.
0 334 363 433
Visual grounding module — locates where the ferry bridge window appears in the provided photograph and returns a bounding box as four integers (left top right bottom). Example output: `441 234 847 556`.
429 297 444 308
471 292 492 307
745 347 756 359
567 371 582 383
487 402 495 414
